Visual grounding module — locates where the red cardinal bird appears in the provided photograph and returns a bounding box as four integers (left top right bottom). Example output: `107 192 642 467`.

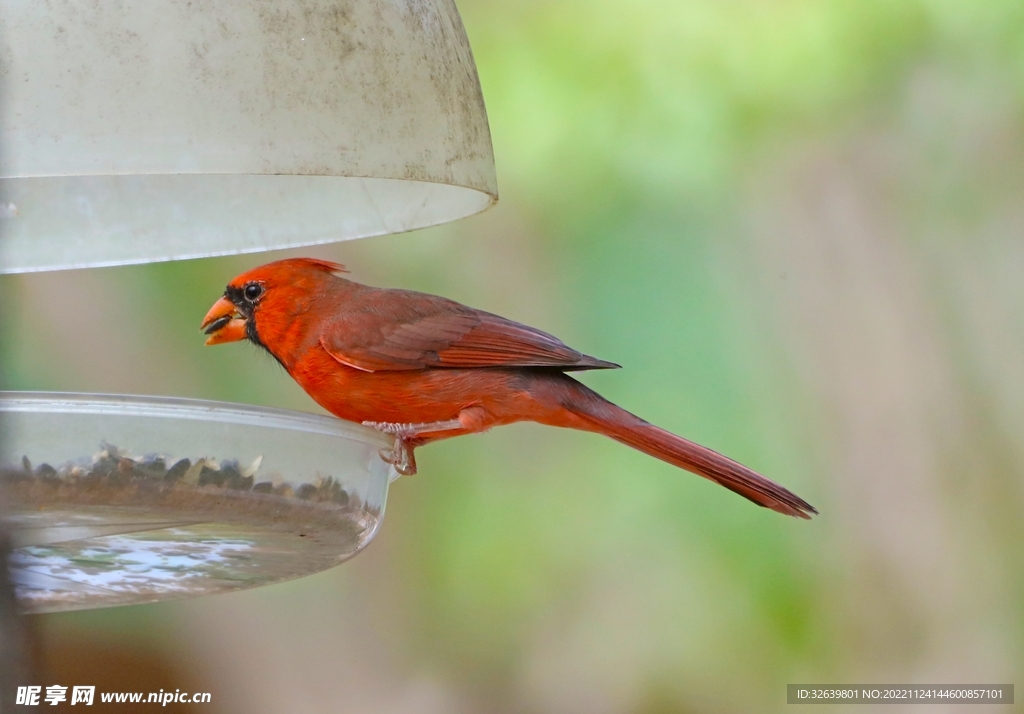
201 258 816 518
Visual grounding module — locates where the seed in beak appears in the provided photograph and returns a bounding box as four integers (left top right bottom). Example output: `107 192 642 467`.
204 315 234 335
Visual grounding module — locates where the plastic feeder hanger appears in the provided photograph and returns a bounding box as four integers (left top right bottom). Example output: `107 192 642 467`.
0 0 496 612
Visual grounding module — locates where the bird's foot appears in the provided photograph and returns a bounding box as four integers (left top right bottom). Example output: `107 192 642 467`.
361 418 470 476
379 438 418 476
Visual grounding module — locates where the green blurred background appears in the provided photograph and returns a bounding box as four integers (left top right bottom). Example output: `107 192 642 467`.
3 0 1023 711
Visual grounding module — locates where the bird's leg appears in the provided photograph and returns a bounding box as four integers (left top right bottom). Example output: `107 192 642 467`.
363 407 490 476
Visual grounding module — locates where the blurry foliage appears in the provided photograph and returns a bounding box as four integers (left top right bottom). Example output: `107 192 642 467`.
3 0 1023 712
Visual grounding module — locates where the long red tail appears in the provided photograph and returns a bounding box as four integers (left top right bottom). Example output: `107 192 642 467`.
554 379 817 519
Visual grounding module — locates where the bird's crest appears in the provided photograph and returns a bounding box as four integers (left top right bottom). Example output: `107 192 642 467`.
294 258 348 275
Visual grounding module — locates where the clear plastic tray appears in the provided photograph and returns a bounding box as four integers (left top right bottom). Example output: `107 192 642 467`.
0 392 397 613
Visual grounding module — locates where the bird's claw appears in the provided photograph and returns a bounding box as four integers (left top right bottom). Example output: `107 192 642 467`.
378 441 417 476
363 422 420 474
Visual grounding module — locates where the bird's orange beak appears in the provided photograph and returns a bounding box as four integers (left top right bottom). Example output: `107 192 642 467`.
201 296 247 345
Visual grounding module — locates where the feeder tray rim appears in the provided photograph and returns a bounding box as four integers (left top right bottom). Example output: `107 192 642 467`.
0 391 392 447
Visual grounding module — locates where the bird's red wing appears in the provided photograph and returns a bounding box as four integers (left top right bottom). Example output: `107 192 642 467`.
318 290 619 372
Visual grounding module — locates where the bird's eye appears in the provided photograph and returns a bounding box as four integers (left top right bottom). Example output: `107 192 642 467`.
243 283 264 302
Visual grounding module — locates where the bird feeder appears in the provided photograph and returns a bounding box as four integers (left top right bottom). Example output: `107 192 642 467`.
0 0 497 612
